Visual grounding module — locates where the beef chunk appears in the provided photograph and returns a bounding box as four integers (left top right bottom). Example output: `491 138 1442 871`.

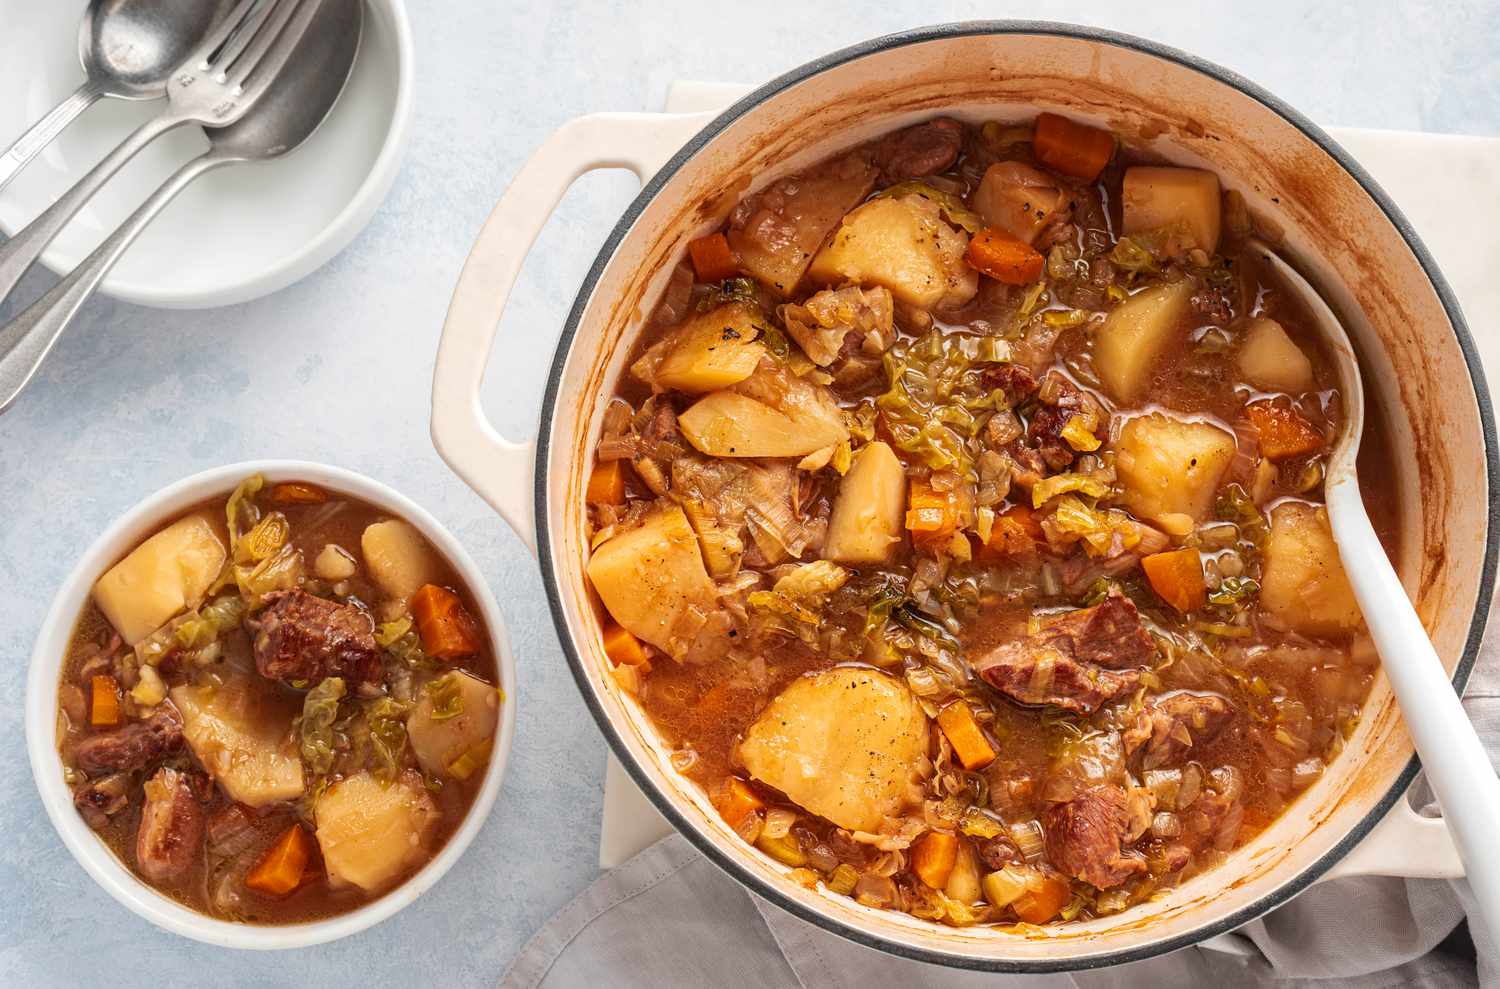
971 590 1156 714
1182 768 1246 853
1190 288 1233 325
1026 373 1104 473
1044 784 1149 888
1123 691 1234 770
73 773 130 830
874 117 964 181
135 767 206 883
74 705 183 774
982 362 1039 405
249 590 380 685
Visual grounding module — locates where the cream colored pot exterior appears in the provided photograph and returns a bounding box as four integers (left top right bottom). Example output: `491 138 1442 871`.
432 24 1496 970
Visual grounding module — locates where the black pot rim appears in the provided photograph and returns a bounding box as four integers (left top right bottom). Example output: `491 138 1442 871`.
532 19 1500 973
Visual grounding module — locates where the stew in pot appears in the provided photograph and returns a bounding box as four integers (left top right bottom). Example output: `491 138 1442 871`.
584 113 1396 926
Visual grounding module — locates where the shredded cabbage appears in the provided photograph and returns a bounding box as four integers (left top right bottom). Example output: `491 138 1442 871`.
366 696 410 780
878 330 1012 474
1030 473 1110 508
1046 494 1140 557
871 181 984 233
425 673 466 721
299 677 346 775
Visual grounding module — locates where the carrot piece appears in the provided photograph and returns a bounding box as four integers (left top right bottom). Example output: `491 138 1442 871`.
905 479 957 536
1142 548 1206 613
1247 401 1325 461
1012 872 1071 924
586 459 628 505
965 228 1045 285
1032 112 1115 182
410 584 482 659
911 831 960 889
269 482 328 505
936 701 998 770
89 675 120 727
601 623 649 669
982 504 1042 559
717 777 764 831
245 824 312 897
688 232 740 283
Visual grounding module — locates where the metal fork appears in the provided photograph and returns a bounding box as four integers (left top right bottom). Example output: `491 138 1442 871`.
0 0 320 306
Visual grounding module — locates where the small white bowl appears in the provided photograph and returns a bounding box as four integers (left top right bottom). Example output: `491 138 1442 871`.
25 461 516 949
0 0 413 309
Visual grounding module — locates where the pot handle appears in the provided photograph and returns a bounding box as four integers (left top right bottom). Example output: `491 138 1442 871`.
1320 795 1462 882
431 111 718 554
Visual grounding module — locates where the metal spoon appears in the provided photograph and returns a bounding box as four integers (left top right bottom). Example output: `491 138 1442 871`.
1251 237 1500 937
0 0 234 194
0 0 362 414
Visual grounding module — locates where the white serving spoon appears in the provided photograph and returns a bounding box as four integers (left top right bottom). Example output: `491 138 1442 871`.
1252 237 1500 936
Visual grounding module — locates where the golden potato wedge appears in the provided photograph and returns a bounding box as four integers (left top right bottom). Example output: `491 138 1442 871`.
93 513 227 645
679 364 849 459
823 441 907 564
361 520 442 605
315 772 439 892
1122 166 1222 253
807 195 978 310
171 677 303 807
407 670 501 778
633 301 769 393
586 505 718 659
1238 317 1315 393
1261 502 1363 638
1116 413 1237 522
972 161 1064 245
1093 280 1195 403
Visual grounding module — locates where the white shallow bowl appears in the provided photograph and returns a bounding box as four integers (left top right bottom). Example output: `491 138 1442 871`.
0 0 413 309
24 460 517 950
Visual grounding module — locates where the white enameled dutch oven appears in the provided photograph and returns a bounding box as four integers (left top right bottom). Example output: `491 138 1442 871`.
431 22 1497 971
25 461 517 949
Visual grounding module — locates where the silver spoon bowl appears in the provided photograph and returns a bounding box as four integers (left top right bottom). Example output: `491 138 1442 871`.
0 0 363 413
0 0 233 193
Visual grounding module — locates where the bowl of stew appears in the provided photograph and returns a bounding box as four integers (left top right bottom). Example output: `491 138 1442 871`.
25 461 515 948
432 22 1496 970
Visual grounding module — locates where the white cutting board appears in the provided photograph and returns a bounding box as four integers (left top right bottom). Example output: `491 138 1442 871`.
598 80 1500 869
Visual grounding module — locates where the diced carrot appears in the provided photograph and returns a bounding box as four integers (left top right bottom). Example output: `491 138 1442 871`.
905 479 958 536
1032 112 1115 182
717 777 764 831
601 623 649 669
1012 872 1072 924
1142 547 1206 613
1247 401 1325 461
586 459 628 505
982 504 1042 559
936 701 998 771
89 675 120 727
911 831 960 889
269 482 328 505
688 232 740 283
965 228 1045 285
245 824 311 897
410 584 482 659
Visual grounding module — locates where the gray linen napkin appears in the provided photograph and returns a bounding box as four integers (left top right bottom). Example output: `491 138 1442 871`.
501 594 1500 988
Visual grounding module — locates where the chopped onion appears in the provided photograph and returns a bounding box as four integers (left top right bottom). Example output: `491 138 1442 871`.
1009 820 1045 862
1177 763 1203 810
763 808 797 840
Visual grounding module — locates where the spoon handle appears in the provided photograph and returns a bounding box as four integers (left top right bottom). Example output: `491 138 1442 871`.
1326 480 1500 935
0 153 227 413
0 80 105 196
0 112 180 306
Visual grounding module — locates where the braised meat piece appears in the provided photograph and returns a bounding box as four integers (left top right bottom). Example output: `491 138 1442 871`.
1123 691 1234 770
135 767 206 883
249 590 380 685
74 705 184 774
972 590 1157 714
73 773 130 830
1026 374 1103 472
1043 783 1149 888
874 117 964 181
982 362 1039 406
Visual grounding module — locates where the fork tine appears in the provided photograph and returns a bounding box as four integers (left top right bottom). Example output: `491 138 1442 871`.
226 0 323 92
190 0 264 68
212 0 296 77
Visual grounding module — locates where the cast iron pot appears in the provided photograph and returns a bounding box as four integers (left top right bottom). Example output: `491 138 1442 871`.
431 21 1498 971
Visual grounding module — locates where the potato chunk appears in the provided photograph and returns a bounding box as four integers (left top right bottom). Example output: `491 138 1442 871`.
728 152 880 296
407 670 500 778
632 301 769 393
972 161 1064 245
807 195 978 310
171 677 303 807
1093 280 1194 403
361 520 442 604
823 441 907 564
586 505 718 659
1261 503 1363 637
93 513 227 645
679 364 849 458
1238 317 1314 393
315 772 439 892
1122 166 1222 253
1116 414 1237 523
738 668 929 833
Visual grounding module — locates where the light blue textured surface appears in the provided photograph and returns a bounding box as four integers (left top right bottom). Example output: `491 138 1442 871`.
1 1 1497 985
